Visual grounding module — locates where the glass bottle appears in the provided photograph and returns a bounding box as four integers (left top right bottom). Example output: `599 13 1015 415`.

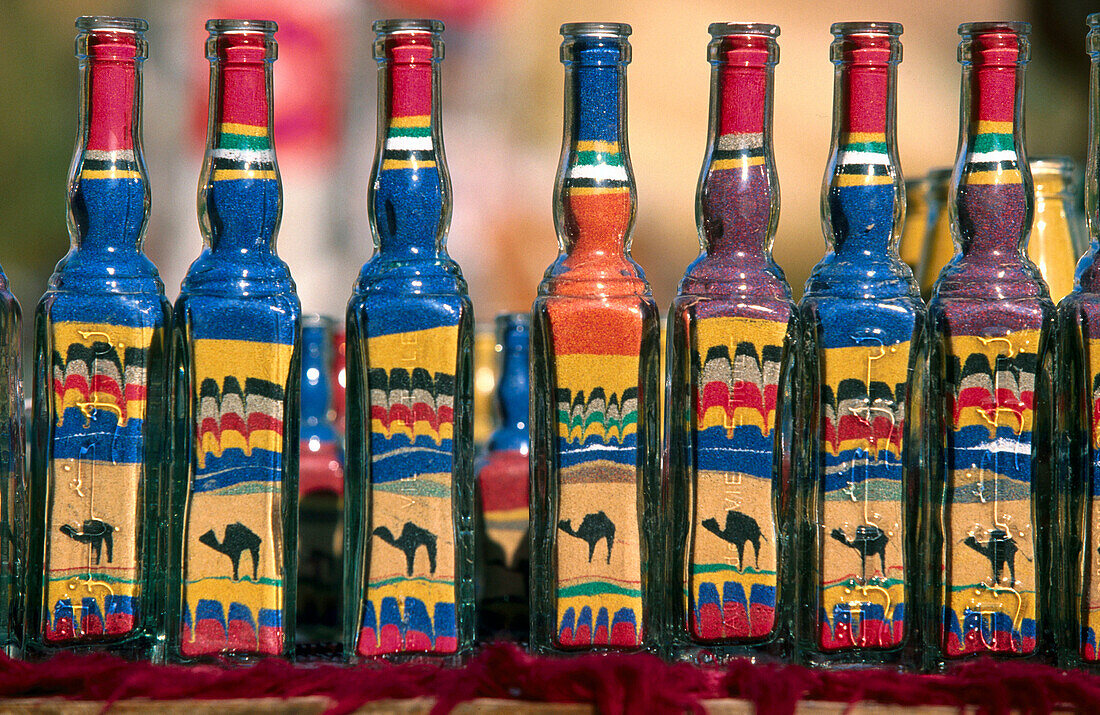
917 168 953 298
476 313 531 641
1055 11 1100 668
167 19 300 662
795 22 923 668
663 23 795 662
473 327 499 448
297 315 343 645
530 22 661 653
343 19 474 661
0 263 20 660
923 22 1053 668
1031 158 1087 303
26 16 168 660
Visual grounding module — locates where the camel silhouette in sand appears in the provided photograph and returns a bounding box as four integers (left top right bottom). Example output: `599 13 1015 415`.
373 522 438 576
701 510 763 571
200 522 262 581
830 524 889 581
964 529 1019 585
559 511 616 564
60 519 115 565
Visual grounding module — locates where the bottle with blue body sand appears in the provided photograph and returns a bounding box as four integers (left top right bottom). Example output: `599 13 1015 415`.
297 315 343 645
530 23 661 654
26 16 169 660
923 22 1053 669
167 19 301 662
343 19 474 661
795 23 923 668
1054 12 1100 669
663 23 796 663
476 313 531 641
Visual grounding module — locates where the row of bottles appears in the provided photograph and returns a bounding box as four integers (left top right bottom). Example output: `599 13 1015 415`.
2 14 1100 672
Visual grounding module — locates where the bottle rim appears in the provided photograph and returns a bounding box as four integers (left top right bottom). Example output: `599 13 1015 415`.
830 21 902 36
206 19 278 34
1030 156 1075 176
708 22 779 38
958 21 1030 36
1089 12 1100 28
373 18 444 34
76 16 148 33
560 22 631 38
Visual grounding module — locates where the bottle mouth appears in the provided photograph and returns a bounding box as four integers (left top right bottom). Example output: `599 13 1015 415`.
374 18 444 34
561 22 631 38
708 22 778 38
77 16 148 33
959 21 1030 36
831 21 902 36
1030 156 1075 181
206 19 277 35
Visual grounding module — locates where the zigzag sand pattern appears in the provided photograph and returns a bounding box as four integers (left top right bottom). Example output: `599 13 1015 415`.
46 322 157 642
942 331 1040 656
816 340 911 650
360 325 458 655
181 337 293 656
686 317 786 641
553 350 643 648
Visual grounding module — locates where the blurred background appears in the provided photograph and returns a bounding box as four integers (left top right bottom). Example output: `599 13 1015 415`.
1 0 1095 328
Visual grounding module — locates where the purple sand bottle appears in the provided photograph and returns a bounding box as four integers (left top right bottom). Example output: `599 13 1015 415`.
475 313 530 641
663 23 795 662
923 22 1053 669
167 20 301 663
343 19 475 661
26 16 169 660
1055 12 1100 670
795 22 922 668
529 22 661 654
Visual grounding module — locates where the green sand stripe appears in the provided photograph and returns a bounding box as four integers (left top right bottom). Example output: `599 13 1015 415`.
575 150 622 166
369 576 456 588
972 133 1014 153
557 582 642 598
219 133 271 151
388 125 431 138
48 574 138 586
841 141 888 154
186 575 282 587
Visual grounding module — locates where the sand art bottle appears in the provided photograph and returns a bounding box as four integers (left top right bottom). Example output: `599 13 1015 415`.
663 23 795 662
476 313 531 641
344 19 474 661
530 22 661 653
1055 12 1100 668
167 20 301 662
923 22 1053 668
795 23 923 668
26 17 168 659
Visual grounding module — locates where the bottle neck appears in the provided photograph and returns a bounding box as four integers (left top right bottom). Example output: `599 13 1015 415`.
953 32 1031 261
697 35 777 267
68 30 148 255
556 44 635 262
199 33 280 256
1084 24 1100 291
489 317 530 453
370 32 449 261
823 35 902 258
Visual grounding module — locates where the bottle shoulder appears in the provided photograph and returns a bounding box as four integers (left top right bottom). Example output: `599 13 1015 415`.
179 248 297 298
353 255 469 298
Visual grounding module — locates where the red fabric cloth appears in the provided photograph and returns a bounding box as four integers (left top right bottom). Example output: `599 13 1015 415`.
0 644 1095 715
